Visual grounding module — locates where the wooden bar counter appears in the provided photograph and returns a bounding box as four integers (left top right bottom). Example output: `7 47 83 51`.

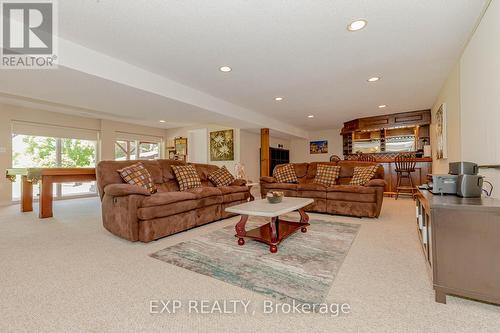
378 156 432 196
346 154 432 195
6 168 96 218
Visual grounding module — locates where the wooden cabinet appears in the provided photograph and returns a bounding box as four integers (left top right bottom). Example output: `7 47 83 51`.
415 190 500 305
341 110 431 134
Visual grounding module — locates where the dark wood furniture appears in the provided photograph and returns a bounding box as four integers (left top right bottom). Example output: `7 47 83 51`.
269 147 290 175
415 189 500 305
341 109 431 156
6 168 96 219
357 153 377 162
395 153 417 199
226 198 313 253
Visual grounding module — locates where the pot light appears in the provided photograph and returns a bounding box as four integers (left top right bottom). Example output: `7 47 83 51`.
378 105 387 108
159 120 166 123
347 19 367 32
367 76 380 82
219 66 232 72
274 97 284 101
307 115 314 118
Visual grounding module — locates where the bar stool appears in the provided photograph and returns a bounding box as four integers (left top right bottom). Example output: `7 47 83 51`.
357 153 376 162
394 153 417 200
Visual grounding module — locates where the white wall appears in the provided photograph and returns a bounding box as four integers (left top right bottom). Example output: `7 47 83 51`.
167 125 241 173
0 103 169 206
460 0 500 197
290 128 343 163
431 0 500 197
430 63 462 174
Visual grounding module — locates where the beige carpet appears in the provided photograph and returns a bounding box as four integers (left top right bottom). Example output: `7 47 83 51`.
0 197 498 332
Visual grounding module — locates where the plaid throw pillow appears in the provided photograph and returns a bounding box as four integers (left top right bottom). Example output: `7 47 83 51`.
208 166 235 187
314 164 341 187
273 164 298 183
117 162 157 194
171 164 202 191
350 165 379 186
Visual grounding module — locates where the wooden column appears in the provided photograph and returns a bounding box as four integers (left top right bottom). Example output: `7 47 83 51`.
260 128 270 177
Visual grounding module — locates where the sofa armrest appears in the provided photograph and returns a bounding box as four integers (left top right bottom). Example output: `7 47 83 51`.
104 184 151 197
260 176 276 183
365 179 386 187
230 179 247 186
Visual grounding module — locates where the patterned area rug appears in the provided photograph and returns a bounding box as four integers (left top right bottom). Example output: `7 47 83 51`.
151 216 360 305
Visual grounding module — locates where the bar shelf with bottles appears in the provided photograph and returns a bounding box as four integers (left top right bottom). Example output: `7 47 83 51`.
341 109 432 195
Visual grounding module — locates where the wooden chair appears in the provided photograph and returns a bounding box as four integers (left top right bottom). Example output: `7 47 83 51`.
357 153 376 162
394 153 417 199
329 155 341 162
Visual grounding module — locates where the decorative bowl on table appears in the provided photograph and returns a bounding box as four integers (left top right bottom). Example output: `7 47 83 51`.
266 191 284 204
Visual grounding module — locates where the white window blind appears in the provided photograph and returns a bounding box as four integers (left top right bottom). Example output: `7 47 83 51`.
115 131 162 143
11 121 99 141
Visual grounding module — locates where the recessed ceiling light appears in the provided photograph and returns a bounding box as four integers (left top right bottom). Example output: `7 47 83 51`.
378 105 387 108
159 120 166 123
219 66 232 72
347 19 367 32
367 76 380 82
274 97 284 101
307 115 314 118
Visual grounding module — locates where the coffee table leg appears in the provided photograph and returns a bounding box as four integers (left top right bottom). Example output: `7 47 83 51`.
269 217 279 253
299 208 309 232
235 215 249 245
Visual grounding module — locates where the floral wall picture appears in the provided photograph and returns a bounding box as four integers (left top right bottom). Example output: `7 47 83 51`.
210 129 234 161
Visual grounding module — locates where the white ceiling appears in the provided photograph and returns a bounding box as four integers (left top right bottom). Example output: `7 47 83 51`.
1 0 488 136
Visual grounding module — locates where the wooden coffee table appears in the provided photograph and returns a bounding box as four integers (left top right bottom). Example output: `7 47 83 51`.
225 197 314 253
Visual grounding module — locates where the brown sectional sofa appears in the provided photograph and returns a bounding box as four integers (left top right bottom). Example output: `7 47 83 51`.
96 159 250 242
260 161 386 218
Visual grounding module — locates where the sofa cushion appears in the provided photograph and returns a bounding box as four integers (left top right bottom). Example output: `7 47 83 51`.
117 162 157 194
350 165 379 186
327 191 376 203
222 192 248 203
262 183 298 191
171 165 202 191
185 187 222 198
208 166 235 187
273 164 298 183
314 164 341 187
298 182 327 199
218 186 249 195
141 191 197 208
137 200 199 220
297 183 327 192
327 185 377 194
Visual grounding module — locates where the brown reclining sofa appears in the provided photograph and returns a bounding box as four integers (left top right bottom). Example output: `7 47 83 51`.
96 160 250 242
260 161 386 218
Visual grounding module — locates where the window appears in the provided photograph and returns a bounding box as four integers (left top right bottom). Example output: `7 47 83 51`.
115 140 159 160
12 134 97 200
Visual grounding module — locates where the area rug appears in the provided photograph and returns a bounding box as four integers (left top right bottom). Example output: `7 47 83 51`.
150 216 360 305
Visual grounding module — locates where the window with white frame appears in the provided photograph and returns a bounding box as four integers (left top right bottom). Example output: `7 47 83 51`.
114 133 161 161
